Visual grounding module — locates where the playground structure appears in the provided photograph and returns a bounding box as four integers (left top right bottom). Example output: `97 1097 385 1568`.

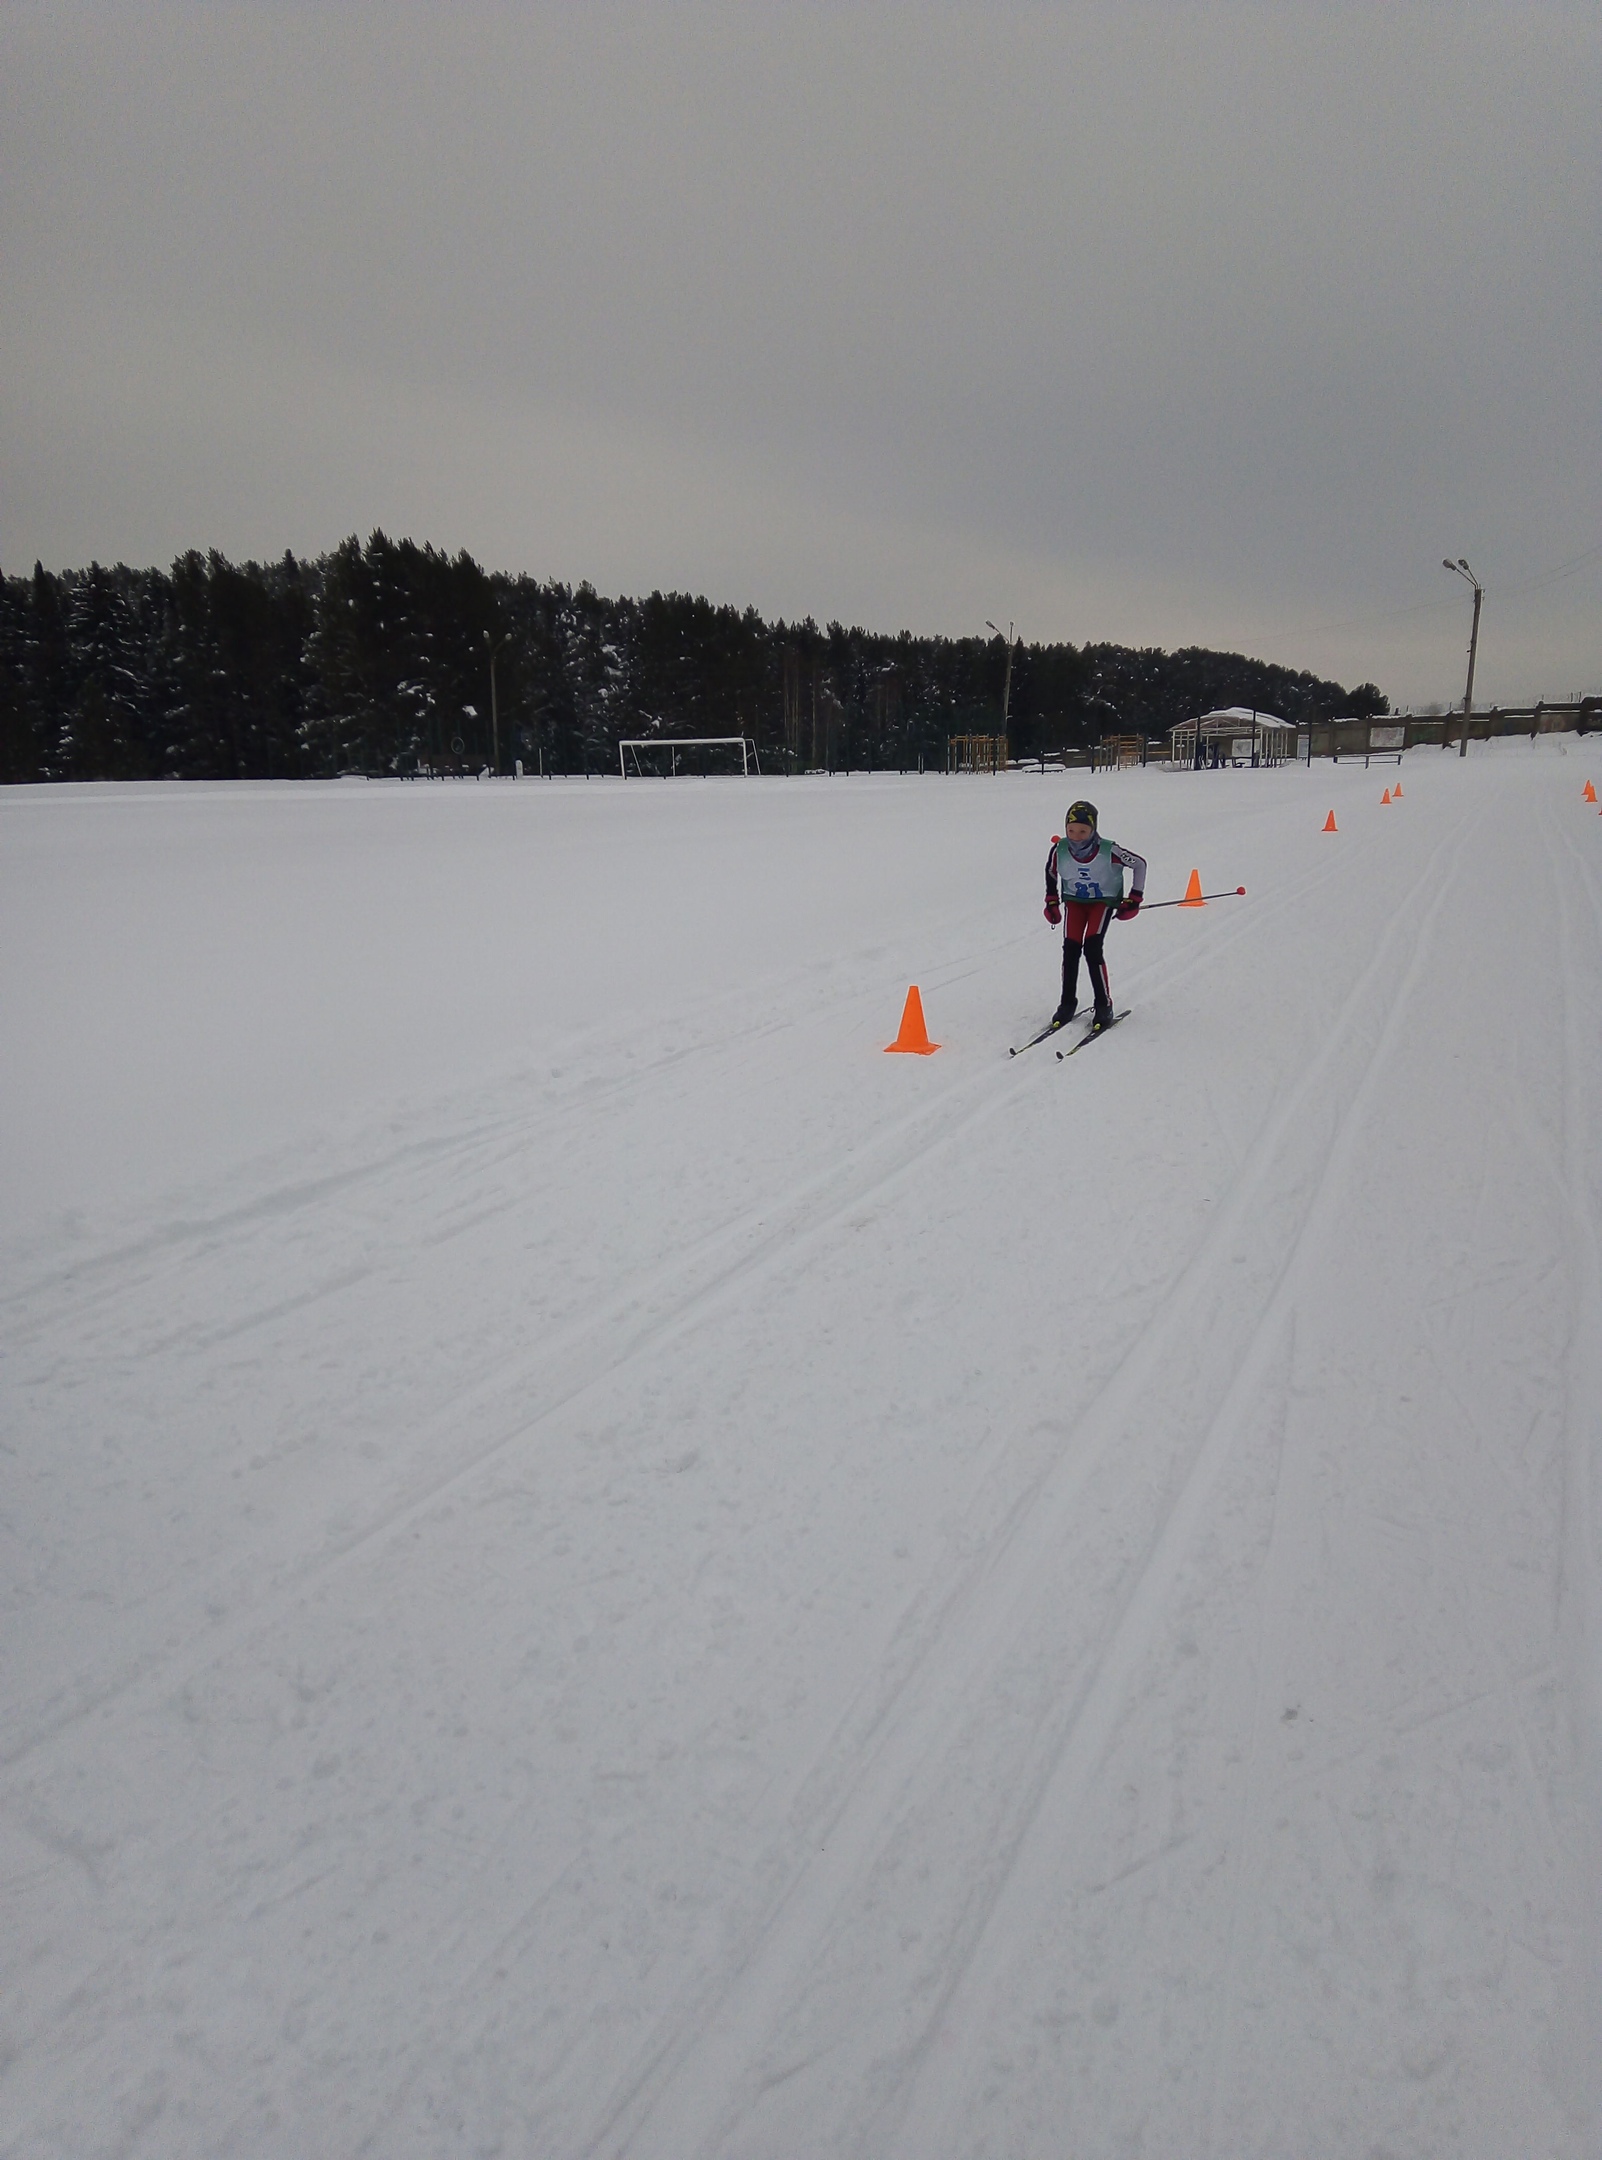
945 733 1008 774
1093 735 1150 771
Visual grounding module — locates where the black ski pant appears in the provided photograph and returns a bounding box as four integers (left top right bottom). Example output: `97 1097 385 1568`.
1061 901 1114 1018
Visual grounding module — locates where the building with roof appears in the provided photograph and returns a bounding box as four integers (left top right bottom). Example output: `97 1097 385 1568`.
1168 707 1297 768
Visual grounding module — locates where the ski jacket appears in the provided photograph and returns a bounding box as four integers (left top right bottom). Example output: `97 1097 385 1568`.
1045 834 1147 906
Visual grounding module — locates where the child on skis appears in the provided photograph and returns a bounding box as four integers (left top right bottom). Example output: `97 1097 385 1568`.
1043 799 1146 1031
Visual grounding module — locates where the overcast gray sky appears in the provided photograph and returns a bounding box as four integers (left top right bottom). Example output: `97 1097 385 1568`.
3 1 1598 707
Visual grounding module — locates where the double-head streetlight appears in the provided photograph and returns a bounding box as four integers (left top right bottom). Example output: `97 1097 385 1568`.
483 628 515 774
1442 558 1482 759
985 620 1016 738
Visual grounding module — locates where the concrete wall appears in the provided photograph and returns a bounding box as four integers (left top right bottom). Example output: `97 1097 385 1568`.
1305 700 1599 760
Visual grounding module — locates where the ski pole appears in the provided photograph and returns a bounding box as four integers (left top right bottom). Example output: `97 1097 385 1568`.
1138 885 1247 910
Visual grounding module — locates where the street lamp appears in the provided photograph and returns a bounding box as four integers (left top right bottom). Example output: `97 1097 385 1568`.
1442 559 1482 759
985 620 1015 740
483 628 515 774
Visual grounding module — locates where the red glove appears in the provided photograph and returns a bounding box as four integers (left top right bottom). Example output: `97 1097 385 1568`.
1116 891 1143 920
1044 898 1062 926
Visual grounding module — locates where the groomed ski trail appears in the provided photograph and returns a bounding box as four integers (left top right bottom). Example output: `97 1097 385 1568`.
590 798 1482 2160
0 801 1367 1787
6 755 1600 2160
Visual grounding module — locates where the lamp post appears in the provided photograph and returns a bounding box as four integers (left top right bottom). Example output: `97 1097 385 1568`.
483 628 515 774
1442 559 1482 759
985 620 1015 742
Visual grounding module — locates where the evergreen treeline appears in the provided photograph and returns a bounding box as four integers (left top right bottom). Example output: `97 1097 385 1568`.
0 533 1388 783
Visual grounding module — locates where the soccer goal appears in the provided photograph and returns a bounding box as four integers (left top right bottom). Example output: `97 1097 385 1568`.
618 736 761 778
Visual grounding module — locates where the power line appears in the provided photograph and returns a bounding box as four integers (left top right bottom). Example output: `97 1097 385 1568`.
1277 536 1601 643
1500 538 1602 600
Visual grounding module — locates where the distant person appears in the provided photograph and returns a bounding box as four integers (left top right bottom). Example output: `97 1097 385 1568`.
1043 800 1146 1033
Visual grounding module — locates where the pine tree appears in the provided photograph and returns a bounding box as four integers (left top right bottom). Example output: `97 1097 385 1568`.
8 537 1391 781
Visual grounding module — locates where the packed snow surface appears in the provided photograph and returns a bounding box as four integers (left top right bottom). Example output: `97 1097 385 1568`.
4 743 1602 2158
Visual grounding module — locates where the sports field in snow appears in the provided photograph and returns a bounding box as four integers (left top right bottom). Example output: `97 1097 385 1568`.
4 739 1602 2158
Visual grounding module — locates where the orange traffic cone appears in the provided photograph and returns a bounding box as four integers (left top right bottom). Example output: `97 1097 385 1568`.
1323 811 1338 833
1381 788 1392 804
1394 782 1403 797
1179 868 1206 907
1585 780 1597 802
884 985 939 1054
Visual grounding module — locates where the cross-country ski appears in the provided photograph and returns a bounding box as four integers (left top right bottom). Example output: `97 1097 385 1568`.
1008 1014 1071 1055
1057 1006 1132 1054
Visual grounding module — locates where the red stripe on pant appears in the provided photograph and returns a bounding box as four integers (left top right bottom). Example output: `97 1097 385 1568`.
1062 901 1113 1014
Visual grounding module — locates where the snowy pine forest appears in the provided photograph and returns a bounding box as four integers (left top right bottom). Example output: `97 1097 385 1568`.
0 534 1389 785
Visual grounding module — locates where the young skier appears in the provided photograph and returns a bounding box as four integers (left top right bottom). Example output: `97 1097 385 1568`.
1043 799 1146 1031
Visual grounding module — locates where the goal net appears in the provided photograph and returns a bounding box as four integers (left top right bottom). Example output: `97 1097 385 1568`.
618 737 760 778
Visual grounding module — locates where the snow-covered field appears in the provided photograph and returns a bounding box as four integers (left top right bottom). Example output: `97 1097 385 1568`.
4 742 1602 2158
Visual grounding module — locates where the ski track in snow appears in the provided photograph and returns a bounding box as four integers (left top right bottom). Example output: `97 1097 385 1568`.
1548 820 1602 2128
0 798 1370 1786
599 795 1478 2157
3 751 1601 2159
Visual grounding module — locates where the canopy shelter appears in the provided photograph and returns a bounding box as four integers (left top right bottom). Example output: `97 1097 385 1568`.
1169 707 1297 769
